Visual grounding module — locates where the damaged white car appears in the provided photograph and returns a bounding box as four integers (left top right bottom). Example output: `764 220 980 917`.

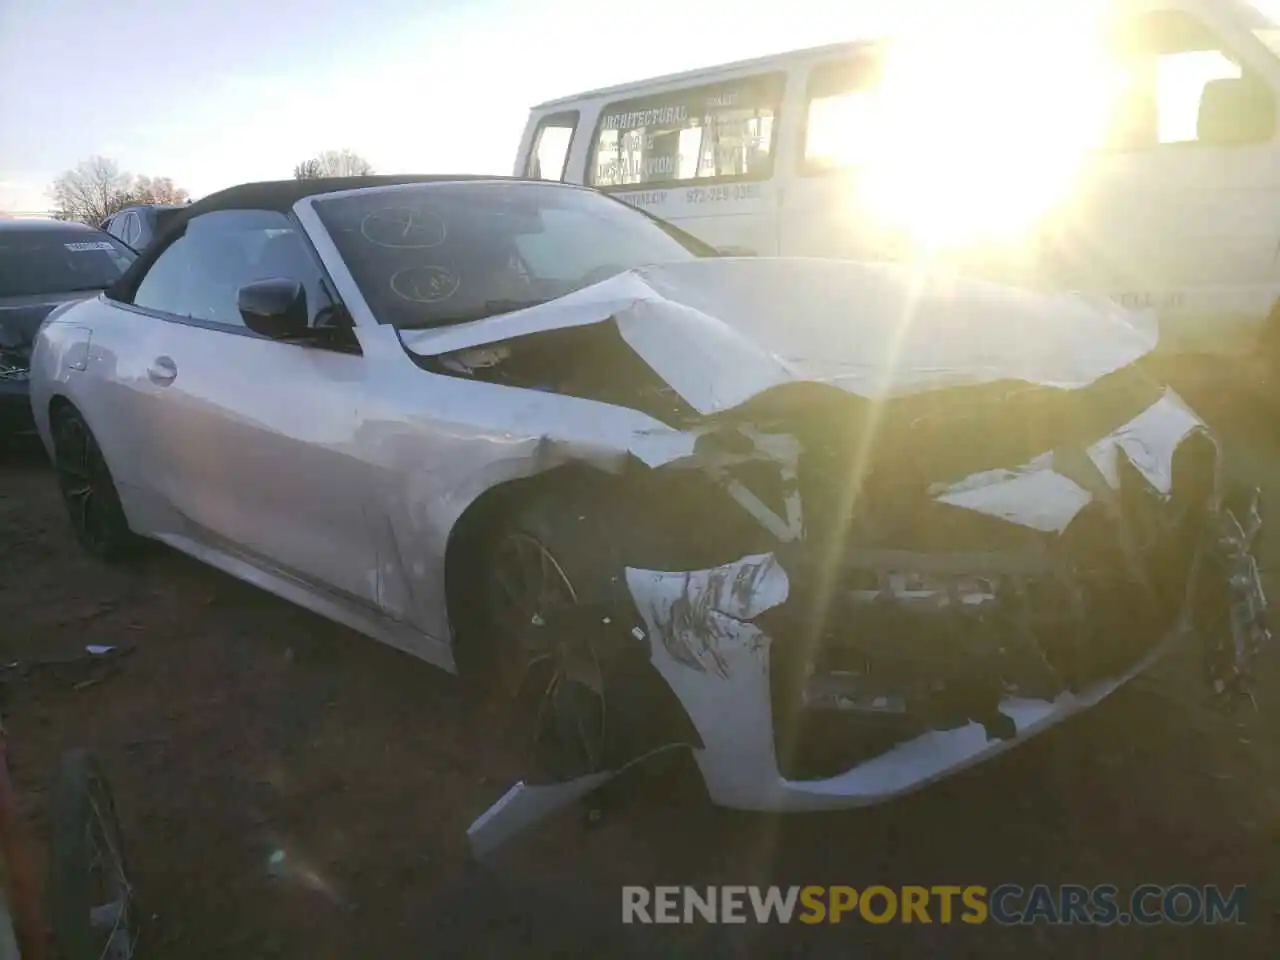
27 176 1269 855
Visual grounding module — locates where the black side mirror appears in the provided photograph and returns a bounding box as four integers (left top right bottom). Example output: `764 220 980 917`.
1197 76 1276 145
238 278 309 339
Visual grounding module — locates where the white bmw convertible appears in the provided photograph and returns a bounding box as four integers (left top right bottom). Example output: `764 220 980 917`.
26 176 1268 854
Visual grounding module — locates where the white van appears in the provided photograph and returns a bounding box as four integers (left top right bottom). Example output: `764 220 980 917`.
514 0 1280 365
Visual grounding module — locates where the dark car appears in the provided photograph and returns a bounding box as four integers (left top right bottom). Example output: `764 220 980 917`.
0 220 136 439
101 203 186 251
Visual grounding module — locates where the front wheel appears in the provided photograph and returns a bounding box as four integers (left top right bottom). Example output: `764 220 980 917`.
470 487 718 787
476 490 650 784
482 530 609 782
48 750 137 960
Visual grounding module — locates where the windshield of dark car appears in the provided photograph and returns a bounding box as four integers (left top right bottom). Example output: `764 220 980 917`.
311 181 710 328
0 229 137 298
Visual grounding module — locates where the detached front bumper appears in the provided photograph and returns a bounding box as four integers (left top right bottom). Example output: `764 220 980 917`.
625 533 1260 811
625 494 1268 811
469 509 1269 858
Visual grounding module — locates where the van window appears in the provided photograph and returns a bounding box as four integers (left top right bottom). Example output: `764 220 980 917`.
802 57 883 172
525 111 578 180
1104 10 1275 147
588 73 785 188
1155 51 1242 142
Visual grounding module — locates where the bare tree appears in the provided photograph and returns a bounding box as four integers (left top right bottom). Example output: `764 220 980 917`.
48 158 191 224
48 156 133 224
292 158 323 180
128 175 189 206
293 149 374 179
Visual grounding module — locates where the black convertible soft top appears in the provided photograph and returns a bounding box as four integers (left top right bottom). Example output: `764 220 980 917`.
107 174 557 301
178 174 537 219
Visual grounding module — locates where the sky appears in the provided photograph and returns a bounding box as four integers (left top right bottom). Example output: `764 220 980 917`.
0 0 911 212
3 0 1280 213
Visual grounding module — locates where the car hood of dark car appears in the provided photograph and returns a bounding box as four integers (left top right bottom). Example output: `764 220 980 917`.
398 258 1159 415
0 290 99 350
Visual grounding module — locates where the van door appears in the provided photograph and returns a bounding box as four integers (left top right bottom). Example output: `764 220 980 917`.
777 53 890 260
582 72 787 256
1051 6 1280 359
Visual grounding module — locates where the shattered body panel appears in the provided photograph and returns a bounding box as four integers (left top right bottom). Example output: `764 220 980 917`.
623 389 1253 811
381 257 1172 662
407 261 1265 853
466 373 1267 850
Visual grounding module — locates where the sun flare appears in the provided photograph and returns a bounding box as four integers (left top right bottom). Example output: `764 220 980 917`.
824 2 1122 254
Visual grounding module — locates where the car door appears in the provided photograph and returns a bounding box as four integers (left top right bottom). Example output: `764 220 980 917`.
120 208 382 609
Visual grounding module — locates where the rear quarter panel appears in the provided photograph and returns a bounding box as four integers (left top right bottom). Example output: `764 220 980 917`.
29 297 136 473
28 301 95 456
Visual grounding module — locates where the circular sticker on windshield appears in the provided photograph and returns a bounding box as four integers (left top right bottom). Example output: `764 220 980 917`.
360 207 447 248
390 265 461 303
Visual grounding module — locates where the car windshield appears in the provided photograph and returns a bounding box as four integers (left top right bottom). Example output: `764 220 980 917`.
0 229 136 298
311 181 711 328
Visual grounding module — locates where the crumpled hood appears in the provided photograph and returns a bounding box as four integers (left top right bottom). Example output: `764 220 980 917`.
400 258 1158 415
0 291 98 351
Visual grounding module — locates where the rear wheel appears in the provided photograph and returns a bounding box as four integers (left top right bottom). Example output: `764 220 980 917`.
51 406 138 561
48 750 137 960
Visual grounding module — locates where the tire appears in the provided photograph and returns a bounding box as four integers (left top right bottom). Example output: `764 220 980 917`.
48 750 136 960
51 406 139 562
475 489 658 783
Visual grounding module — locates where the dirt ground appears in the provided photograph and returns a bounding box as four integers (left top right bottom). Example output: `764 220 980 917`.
2 396 1279 958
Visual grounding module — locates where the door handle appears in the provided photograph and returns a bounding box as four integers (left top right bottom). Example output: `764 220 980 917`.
147 356 177 385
